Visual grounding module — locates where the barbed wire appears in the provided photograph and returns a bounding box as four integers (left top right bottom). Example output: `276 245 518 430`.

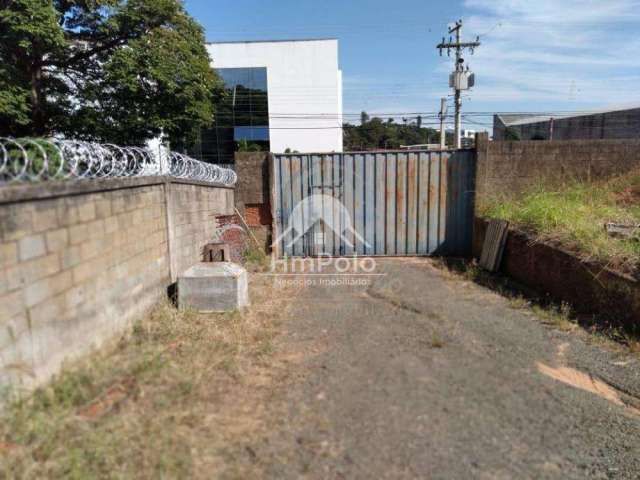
0 138 237 187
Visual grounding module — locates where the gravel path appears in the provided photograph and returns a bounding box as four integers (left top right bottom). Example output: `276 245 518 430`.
246 259 640 479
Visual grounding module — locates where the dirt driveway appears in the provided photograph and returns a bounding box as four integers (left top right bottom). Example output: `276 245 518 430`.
244 258 640 479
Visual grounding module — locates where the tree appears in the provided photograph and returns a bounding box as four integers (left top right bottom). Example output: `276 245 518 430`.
360 111 369 125
343 115 438 150
0 0 221 147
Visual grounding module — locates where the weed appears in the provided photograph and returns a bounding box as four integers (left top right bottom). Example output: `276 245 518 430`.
508 295 530 310
242 244 270 272
531 302 576 332
479 173 640 274
430 332 445 349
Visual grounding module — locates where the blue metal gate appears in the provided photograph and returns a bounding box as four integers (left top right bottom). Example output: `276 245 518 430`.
272 150 475 257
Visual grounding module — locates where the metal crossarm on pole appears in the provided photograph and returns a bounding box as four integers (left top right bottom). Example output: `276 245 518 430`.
436 20 481 150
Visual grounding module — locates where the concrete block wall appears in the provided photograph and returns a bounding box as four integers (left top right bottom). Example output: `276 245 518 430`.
475 133 640 202
166 183 234 281
0 177 233 390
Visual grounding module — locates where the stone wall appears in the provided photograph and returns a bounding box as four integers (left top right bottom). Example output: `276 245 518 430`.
475 133 640 202
0 177 233 390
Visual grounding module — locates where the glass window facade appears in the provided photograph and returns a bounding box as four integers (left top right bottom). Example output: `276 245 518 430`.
189 67 270 164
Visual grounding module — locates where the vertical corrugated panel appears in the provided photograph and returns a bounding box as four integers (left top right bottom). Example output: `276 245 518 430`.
375 153 386 255
427 154 440 254
290 156 303 256
396 152 407 255
322 154 334 255
438 152 448 251
343 154 355 255
354 153 365 255
273 155 283 257
385 155 397 255
273 149 476 258
280 156 293 256
364 153 376 255
301 155 310 255
332 154 342 256
406 152 418 254
417 152 430 254
310 155 322 255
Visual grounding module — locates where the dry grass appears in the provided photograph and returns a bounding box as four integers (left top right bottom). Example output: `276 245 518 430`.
531 302 577 332
479 170 640 275
0 276 297 479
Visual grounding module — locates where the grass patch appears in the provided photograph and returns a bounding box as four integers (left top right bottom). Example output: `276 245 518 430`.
479 170 640 274
531 302 576 332
0 277 295 479
242 244 271 273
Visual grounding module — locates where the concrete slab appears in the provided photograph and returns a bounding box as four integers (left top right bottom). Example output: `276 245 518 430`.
177 262 249 312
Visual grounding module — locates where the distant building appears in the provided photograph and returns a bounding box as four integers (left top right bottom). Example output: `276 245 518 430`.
191 39 343 163
493 106 640 141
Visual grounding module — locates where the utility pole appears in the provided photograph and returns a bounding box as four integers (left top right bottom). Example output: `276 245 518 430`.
437 20 480 149
438 98 447 149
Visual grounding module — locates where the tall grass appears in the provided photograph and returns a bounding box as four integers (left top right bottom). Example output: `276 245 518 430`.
480 171 640 270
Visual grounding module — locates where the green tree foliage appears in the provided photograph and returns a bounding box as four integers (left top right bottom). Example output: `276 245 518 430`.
0 0 221 146
344 113 439 150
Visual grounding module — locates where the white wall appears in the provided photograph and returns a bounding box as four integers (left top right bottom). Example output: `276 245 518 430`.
207 39 343 153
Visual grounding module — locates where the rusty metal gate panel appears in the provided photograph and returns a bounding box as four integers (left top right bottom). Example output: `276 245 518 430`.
272 150 475 257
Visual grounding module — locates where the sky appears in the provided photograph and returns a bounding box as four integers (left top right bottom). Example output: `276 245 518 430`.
184 0 640 130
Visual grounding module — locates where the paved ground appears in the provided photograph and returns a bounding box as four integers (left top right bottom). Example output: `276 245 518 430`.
245 259 640 479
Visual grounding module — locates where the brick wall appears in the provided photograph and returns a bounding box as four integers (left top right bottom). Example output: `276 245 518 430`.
0 177 233 390
234 152 273 252
475 133 640 202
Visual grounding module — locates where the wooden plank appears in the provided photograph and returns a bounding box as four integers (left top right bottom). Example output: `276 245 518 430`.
406 152 418 254
375 153 386 255
417 152 430 255
395 152 408 255
364 153 376 255
479 219 509 272
385 154 397 255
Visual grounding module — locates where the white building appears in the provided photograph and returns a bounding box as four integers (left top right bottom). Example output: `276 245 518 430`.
203 39 343 160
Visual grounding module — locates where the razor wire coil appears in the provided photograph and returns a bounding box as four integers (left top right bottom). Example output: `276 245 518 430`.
0 138 237 187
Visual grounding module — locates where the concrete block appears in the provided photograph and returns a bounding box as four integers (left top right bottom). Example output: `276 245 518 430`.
178 262 249 312
46 228 69 252
18 234 46 261
0 242 18 268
